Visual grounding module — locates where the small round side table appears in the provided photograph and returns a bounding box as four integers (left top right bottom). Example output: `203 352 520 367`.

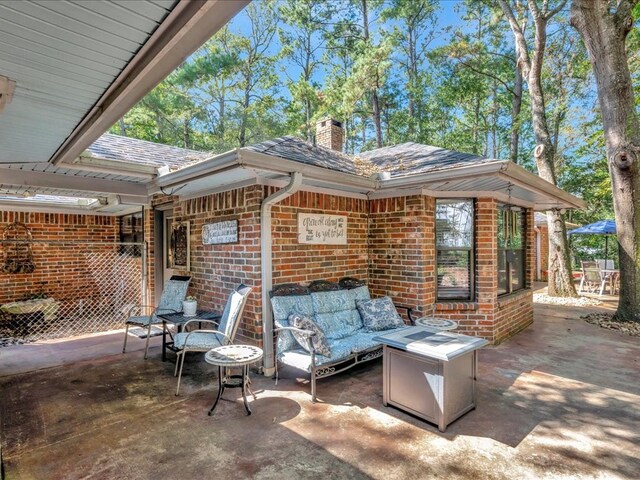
205 345 263 416
414 317 458 332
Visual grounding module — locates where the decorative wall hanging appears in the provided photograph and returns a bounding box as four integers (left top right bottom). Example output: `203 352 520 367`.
170 221 190 270
2 222 36 274
202 220 238 245
298 213 347 245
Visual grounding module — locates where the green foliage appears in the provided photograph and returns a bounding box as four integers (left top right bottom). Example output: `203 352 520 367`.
110 0 640 241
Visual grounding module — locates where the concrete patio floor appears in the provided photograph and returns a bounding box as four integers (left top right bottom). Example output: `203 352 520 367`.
1 295 639 479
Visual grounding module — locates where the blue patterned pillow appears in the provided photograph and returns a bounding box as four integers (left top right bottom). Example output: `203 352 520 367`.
289 313 331 358
356 297 405 331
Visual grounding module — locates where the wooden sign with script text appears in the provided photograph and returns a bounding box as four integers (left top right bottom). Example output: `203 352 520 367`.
298 213 347 245
202 220 238 245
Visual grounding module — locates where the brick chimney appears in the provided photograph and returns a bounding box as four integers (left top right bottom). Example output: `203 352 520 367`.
315 118 344 151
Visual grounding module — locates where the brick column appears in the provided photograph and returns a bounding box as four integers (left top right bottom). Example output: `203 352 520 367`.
473 198 498 342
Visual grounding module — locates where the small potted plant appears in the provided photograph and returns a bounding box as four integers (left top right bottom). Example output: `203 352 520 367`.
182 295 197 317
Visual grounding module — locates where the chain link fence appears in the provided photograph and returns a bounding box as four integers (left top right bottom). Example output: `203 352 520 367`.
0 241 146 342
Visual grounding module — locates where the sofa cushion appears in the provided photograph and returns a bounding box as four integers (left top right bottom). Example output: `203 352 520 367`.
271 295 314 352
349 285 371 302
310 290 352 314
271 295 314 322
278 341 353 372
356 297 405 331
289 313 331 358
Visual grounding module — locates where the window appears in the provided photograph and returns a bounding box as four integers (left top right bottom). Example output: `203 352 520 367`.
119 212 143 256
497 206 526 295
436 200 474 301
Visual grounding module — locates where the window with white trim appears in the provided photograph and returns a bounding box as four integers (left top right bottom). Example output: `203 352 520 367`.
436 199 474 301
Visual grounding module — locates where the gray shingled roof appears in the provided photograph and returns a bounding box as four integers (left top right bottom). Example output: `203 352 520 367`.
244 136 360 175
358 143 498 177
86 133 212 169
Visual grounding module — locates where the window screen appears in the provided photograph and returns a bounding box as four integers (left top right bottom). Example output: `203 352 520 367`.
497 206 525 295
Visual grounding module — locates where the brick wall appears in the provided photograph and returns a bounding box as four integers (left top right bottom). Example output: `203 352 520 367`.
166 186 264 344
271 190 369 285
0 211 117 305
368 195 434 321
433 200 535 344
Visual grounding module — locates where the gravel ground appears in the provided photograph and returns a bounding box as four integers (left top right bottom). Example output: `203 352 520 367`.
533 293 603 307
582 312 640 337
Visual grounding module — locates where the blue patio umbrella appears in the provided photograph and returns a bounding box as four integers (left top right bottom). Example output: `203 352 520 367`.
568 220 617 263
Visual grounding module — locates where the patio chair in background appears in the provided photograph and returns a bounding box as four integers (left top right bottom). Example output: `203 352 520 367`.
122 275 191 359
173 284 252 395
578 261 605 295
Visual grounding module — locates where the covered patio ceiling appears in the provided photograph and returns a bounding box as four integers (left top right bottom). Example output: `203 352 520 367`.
0 0 248 210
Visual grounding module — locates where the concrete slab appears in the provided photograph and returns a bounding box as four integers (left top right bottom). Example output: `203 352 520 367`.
1 302 639 479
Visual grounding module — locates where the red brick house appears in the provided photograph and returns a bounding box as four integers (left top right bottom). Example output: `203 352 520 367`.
1 120 584 373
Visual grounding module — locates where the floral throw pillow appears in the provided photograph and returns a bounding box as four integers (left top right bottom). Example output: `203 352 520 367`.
356 297 405 331
288 313 332 358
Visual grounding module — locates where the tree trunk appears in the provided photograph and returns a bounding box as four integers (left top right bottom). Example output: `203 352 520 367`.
571 0 640 321
510 45 523 163
500 0 576 297
118 118 127 136
183 118 190 149
361 0 383 148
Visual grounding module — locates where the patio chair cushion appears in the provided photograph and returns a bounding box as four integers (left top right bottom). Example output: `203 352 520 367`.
126 315 160 326
311 290 363 340
157 278 191 313
173 331 225 350
289 313 331 357
356 297 405 331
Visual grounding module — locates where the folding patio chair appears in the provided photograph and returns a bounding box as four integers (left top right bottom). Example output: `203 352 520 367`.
122 275 191 359
173 284 252 395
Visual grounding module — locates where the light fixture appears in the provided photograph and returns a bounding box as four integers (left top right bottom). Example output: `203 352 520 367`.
0 75 16 113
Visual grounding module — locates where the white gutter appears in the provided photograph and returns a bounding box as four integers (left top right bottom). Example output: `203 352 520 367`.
380 162 506 189
149 150 240 194
261 172 303 376
62 155 158 179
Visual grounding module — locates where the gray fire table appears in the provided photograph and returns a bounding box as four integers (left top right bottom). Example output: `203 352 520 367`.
373 326 489 432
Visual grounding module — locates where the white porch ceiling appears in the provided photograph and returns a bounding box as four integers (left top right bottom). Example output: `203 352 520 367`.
0 0 248 165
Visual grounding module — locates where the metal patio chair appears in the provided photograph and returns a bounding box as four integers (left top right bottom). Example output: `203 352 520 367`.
173 284 252 395
578 261 603 295
122 275 191 359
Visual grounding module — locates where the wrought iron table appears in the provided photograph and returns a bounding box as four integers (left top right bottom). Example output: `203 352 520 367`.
158 310 221 361
205 345 263 416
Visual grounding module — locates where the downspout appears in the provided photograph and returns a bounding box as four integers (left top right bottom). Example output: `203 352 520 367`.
261 172 303 376
534 226 541 281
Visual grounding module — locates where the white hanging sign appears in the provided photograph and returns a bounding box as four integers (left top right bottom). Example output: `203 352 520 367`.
202 220 238 245
298 213 347 245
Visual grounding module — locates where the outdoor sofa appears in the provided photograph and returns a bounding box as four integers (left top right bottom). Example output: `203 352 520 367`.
270 278 415 401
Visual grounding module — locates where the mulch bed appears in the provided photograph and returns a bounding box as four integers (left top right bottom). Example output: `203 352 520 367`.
581 312 640 337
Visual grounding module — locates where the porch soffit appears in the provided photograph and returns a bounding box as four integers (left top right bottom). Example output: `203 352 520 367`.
0 0 248 165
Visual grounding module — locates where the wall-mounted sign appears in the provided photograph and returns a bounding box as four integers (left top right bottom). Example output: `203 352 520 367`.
298 213 347 245
202 220 238 245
